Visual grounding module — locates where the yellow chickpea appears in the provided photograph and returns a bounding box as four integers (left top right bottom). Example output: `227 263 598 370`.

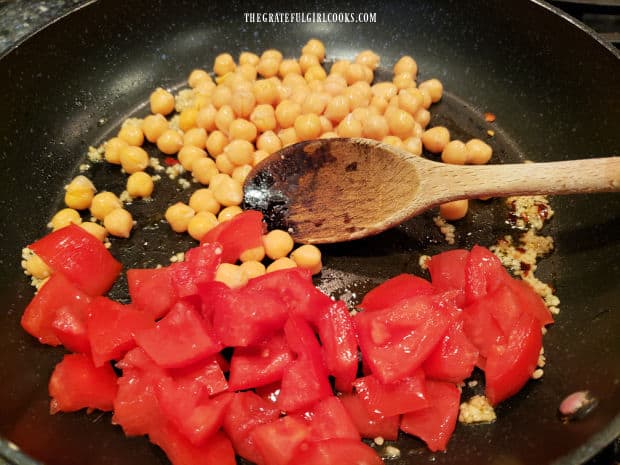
382 135 404 149
178 145 206 171
419 87 432 109
188 69 212 88
256 130 282 155
229 119 257 143
230 91 256 119
394 55 418 77
118 123 145 147
196 105 218 131
150 87 175 115
210 173 243 207
157 129 184 155
120 145 150 174
385 107 415 139
275 100 302 129
343 87 370 110
104 208 133 238
104 137 127 165
218 205 243 222
283 73 307 88
126 171 154 198
205 130 229 157
301 92 327 116
320 131 338 139
247 104 275 133
178 107 198 132
290 86 310 107
302 39 326 62
299 54 320 74
414 108 431 128
398 89 422 116
279 59 302 78
211 85 232 109
393 72 415 90
215 154 235 175
253 150 271 165
344 63 367 85
214 53 236 76
323 75 347 97
290 244 322 275
403 136 423 156
305 65 327 83
90 192 122 221
189 188 220 214
337 114 363 138
232 164 253 184
215 263 248 289
65 175 95 210
362 114 390 140
165 202 195 233
278 127 299 147
330 60 350 76
369 95 389 114
192 157 219 186
261 49 283 62
23 252 51 279
294 114 322 141
239 260 266 280
319 115 333 134
187 211 219 241
262 229 294 260
267 257 298 273
441 140 468 165
421 126 450 153
142 114 168 143
323 95 350 124
355 50 380 70
183 127 207 149
239 51 260 66
79 222 108 242
465 139 493 164
239 245 266 263
50 208 82 230
194 80 216 98
440 199 469 221
253 79 278 106
257 58 280 78
214 105 235 134
236 64 257 82
419 78 443 103
224 139 254 166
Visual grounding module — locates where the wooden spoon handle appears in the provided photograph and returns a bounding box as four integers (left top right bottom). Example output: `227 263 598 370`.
420 157 620 203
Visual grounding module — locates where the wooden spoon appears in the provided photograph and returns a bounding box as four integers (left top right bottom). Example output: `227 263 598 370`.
242 138 620 244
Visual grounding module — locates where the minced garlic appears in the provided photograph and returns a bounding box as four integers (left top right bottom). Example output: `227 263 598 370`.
459 395 497 424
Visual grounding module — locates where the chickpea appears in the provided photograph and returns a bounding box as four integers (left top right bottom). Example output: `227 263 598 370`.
369 95 389 114
283 73 307 88
157 129 184 155
323 75 347 97
206 130 229 157
354 49 379 69
237 63 258 82
256 130 282 155
178 145 207 171
352 107 370 122
104 208 133 238
232 164 252 184
419 78 443 103
239 51 260 66
299 54 320 74
118 123 144 147
178 107 197 132
50 208 82 230
104 137 127 165
196 105 218 131
344 63 367 85
215 263 248 289
210 173 243 207
403 136 423 156
330 60 350 76
188 69 212 88
229 119 257 143
239 260 266 280
214 53 236 76
337 114 363 138
279 59 302 78
119 145 149 174
224 139 254 166
214 105 235 134
320 131 338 139
385 107 415 139
440 199 469 221
275 100 301 129
257 58 280 78
304 65 327 83
192 157 219 186
253 79 278 106
218 205 243 222
253 150 271 165
142 114 168 143
382 135 404 149
187 211 219 241
290 86 309 106
215 154 235 175
362 114 390 140
189 188 220 214
126 171 154 198
301 92 327 116
165 202 195 233
290 244 322 275
419 87 432 109
194 80 216 98
393 72 415 90
150 87 175 115
247 104 275 134
343 87 370 110
302 39 326 62
465 139 493 164
319 115 333 134
278 127 299 147
398 89 422 116
267 257 297 273
79 222 107 242
371 82 397 100
65 175 95 210
90 192 122 220
230 91 256 119
421 126 450 153
262 229 294 260
441 140 468 165
414 108 431 128
211 85 232 109
23 251 51 279
239 245 265 263
394 55 418 76
294 114 322 141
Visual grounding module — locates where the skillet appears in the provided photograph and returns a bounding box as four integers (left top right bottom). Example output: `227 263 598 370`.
0 1 618 464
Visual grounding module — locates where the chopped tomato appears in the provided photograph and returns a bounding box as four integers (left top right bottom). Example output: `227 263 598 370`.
169 355 229 397
355 295 451 383
316 301 358 392
150 424 236 465
135 300 221 368
127 267 177 320
465 245 510 303
485 311 542 405
48 353 117 414
353 370 428 417
358 273 435 311
427 249 469 300
51 305 90 354
251 415 312 465
255 382 282 404
290 438 383 465
340 392 399 440
400 380 460 452
201 210 265 263
170 242 222 298
463 295 506 359
29 224 122 296
21 272 91 346
505 278 554 326
301 396 360 442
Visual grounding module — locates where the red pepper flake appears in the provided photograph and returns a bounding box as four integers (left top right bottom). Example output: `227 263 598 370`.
164 157 179 166
484 112 496 123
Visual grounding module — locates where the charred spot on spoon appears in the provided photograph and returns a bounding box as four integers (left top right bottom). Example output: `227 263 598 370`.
558 390 598 423
345 162 358 172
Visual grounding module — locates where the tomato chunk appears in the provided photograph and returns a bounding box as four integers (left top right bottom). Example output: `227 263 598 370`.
48 353 117 414
400 380 460 452
358 274 435 311
150 424 236 465
201 210 265 263
463 295 506 359
170 242 222 298
301 396 360 442
427 249 469 299
340 392 400 440
465 245 511 303
29 224 122 296
51 304 90 354
290 438 383 465
127 267 177 319
505 278 554 326
353 370 428 417
169 355 229 397
251 415 312 465
135 300 221 368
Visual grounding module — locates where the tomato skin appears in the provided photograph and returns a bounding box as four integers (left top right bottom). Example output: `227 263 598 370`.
300 395 360 442
355 295 451 383
127 267 177 319
485 311 542 405
353 370 428 417
169 356 229 398
505 278 554 326
465 245 511 303
463 295 506 359
21 272 91 346
289 438 383 465
251 415 312 465
201 210 265 263
29 224 122 296
400 380 461 452
316 301 359 393
427 249 469 299
340 392 400 440
150 424 236 465
48 353 118 414
358 274 435 311
170 242 222 298
135 299 222 368
51 305 91 354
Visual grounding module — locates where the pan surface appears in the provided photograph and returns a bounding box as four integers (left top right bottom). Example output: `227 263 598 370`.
0 1 618 465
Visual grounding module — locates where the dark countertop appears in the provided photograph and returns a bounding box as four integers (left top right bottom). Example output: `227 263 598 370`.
0 1 617 465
